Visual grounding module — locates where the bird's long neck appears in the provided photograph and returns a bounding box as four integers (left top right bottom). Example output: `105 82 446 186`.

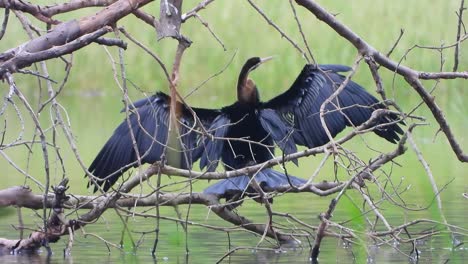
237 74 259 105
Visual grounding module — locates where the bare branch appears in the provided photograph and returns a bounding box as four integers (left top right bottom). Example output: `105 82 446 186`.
295 0 468 162
247 0 309 61
156 0 183 40
454 0 466 71
0 0 152 78
0 7 9 40
182 0 216 22
310 124 413 260
93 37 128 49
386 29 405 58
0 27 112 77
193 14 226 50
0 0 118 19
0 0 464 258
132 9 157 27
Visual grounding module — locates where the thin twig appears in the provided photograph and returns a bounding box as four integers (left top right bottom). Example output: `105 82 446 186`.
193 14 226 50
295 0 468 162
184 50 237 98
247 0 309 61
288 0 315 64
453 0 466 71
0 8 9 40
182 0 217 21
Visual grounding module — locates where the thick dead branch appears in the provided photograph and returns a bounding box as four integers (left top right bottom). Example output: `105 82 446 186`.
156 0 183 40
0 179 70 252
404 77 467 162
93 37 127 49
0 181 319 244
0 0 117 20
1 27 112 76
0 168 161 252
0 182 350 210
132 9 157 27
0 0 152 78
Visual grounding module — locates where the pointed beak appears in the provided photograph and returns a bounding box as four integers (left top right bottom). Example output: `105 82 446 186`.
249 56 274 73
260 56 274 64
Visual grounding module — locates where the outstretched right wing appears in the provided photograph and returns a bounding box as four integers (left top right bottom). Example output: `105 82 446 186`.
262 64 403 148
88 92 220 192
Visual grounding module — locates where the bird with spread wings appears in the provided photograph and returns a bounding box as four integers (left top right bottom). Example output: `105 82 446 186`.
87 57 403 198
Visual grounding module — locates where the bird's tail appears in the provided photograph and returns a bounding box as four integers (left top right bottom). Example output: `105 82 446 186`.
204 168 306 201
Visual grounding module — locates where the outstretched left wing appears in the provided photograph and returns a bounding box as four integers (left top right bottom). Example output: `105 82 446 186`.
88 92 221 192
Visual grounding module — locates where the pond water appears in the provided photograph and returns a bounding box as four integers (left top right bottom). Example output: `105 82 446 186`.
0 58 466 263
0 92 466 263
0 190 466 264
0 83 464 264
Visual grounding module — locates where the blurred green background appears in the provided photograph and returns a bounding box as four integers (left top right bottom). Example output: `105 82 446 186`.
0 0 466 263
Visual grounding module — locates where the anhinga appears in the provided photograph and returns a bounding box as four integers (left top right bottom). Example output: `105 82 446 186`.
88 57 403 196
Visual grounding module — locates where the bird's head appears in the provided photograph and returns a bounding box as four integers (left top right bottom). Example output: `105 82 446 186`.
237 56 273 104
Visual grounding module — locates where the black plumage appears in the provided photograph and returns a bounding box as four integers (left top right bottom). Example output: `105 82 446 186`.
88 92 220 191
88 57 403 194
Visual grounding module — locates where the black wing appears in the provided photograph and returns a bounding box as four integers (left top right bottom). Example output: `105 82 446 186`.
88 92 220 191
262 64 403 148
197 114 231 172
258 109 298 163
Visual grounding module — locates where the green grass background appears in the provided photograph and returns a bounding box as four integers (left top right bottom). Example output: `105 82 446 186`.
0 0 466 262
